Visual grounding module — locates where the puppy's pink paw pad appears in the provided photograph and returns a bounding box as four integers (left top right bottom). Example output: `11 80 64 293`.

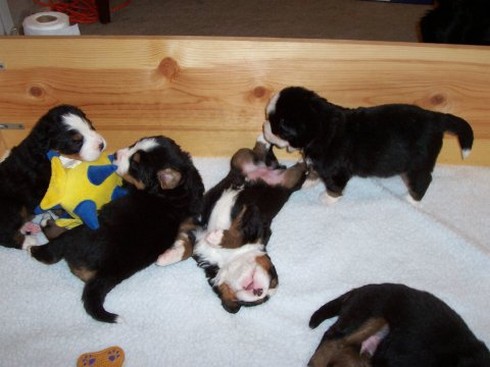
20 222 41 235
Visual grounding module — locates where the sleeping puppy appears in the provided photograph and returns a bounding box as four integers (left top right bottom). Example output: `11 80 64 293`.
192 135 307 313
263 86 474 204
0 105 106 249
30 136 204 323
309 283 490 367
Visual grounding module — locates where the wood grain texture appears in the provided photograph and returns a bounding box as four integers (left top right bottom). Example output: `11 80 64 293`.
0 36 489 165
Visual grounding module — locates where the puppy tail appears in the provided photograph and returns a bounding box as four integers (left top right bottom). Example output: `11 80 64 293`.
441 114 474 159
309 291 351 329
82 276 120 323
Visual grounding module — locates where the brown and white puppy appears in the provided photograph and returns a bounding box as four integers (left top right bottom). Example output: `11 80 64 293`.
0 105 106 249
192 134 307 313
309 283 490 367
263 86 474 204
30 136 204 323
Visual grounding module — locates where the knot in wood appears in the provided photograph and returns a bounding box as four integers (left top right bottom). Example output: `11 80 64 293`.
29 85 44 97
430 93 446 106
159 57 180 80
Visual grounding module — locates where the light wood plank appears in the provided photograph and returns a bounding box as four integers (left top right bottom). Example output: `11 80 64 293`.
0 36 489 164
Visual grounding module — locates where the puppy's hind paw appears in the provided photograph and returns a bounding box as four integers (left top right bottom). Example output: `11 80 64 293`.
205 230 224 247
320 191 341 205
405 194 421 207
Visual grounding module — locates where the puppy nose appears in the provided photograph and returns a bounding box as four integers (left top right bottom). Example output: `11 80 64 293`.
253 288 263 297
98 141 105 151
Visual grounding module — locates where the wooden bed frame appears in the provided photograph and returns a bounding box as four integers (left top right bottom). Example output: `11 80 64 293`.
1 36 489 165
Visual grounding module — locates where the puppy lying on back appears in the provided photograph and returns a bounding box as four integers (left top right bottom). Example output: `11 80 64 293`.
191 135 307 313
30 136 204 323
309 283 490 367
263 86 474 204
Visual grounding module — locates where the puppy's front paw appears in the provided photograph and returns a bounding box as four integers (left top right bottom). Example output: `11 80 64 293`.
30 245 57 264
256 132 271 149
302 177 321 189
22 235 39 250
156 240 188 266
320 191 341 205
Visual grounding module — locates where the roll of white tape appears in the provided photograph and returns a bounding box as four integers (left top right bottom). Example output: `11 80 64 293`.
23 11 80 36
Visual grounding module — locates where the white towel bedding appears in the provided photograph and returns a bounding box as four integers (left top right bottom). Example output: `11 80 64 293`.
1 159 489 367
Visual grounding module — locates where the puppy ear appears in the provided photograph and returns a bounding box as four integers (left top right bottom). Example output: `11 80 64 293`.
217 283 241 314
257 254 279 289
158 168 182 190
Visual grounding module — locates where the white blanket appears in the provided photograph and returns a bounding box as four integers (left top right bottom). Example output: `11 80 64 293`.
1 159 489 367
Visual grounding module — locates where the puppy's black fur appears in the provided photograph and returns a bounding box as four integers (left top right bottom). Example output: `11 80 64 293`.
31 136 204 323
265 86 473 201
420 0 490 45
309 283 490 367
0 105 105 249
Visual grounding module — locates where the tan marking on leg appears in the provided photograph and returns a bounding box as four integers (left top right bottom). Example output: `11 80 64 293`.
282 161 307 189
70 265 97 282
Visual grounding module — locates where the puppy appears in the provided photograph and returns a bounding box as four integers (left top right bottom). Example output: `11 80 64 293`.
0 105 106 249
192 135 307 313
420 0 490 46
263 86 474 204
30 136 204 323
309 283 490 367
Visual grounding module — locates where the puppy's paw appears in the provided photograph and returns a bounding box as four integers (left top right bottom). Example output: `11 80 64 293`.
156 240 187 266
405 194 421 207
21 235 39 250
20 222 42 235
302 177 321 189
256 132 271 149
205 230 224 247
320 191 341 205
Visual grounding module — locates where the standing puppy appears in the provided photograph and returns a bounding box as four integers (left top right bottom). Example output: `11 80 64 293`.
0 105 106 249
30 136 204 323
263 86 473 204
192 135 307 313
309 283 490 367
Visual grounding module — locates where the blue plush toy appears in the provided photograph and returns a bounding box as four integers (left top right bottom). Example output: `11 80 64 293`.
37 151 127 230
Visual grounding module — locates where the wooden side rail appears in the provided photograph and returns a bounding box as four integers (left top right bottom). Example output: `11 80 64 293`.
0 36 489 165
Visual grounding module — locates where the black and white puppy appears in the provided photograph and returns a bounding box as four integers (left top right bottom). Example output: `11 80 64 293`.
263 86 474 204
309 283 490 367
0 105 106 249
192 135 307 313
30 136 204 323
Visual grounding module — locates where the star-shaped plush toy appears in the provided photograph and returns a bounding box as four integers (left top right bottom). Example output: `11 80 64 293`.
37 151 127 230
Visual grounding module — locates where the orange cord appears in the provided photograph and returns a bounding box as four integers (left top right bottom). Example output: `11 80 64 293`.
32 0 132 24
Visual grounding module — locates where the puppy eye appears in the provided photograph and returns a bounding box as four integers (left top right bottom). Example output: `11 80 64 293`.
131 152 141 164
70 133 84 147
